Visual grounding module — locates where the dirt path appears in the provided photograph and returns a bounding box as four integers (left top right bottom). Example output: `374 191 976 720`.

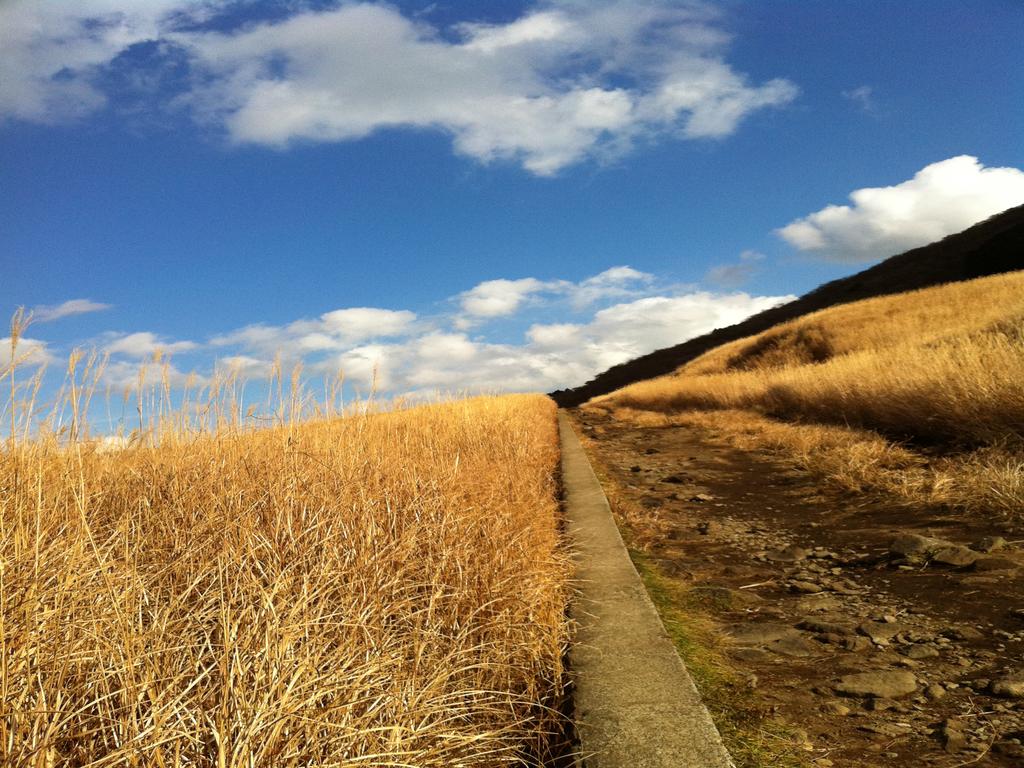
571 408 1024 768
559 413 733 768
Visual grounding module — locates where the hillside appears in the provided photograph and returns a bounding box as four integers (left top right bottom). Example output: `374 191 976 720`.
573 224 1024 767
550 202 1024 407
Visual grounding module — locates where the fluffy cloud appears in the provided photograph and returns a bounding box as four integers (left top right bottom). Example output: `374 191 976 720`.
101 357 203 391
213 275 792 395
568 266 654 307
33 298 112 323
458 278 554 320
319 308 416 340
393 289 790 394
181 2 797 174
0 337 53 368
15 268 793 402
105 331 198 358
777 156 1024 262
212 307 417 355
2 1 797 174
0 0 196 123
216 354 270 379
455 266 654 327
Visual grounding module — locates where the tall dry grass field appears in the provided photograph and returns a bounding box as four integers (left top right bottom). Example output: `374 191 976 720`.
1 326 570 767
589 271 1024 515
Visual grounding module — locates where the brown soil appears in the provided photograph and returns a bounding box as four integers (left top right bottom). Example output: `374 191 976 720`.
571 408 1024 768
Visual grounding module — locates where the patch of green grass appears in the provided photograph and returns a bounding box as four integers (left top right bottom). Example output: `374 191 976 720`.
628 548 811 768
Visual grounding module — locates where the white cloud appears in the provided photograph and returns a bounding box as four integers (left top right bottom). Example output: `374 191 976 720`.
0 0 198 123
319 308 416 341
842 85 875 113
459 11 575 54
705 249 764 288
583 291 787 360
204 267 793 396
455 265 655 326
527 323 584 350
29 267 791 400
459 278 554 319
1 1 797 174
216 354 271 378
569 265 654 307
323 290 792 395
777 156 1024 262
331 344 393 391
33 298 112 323
105 331 198 358
180 2 797 174
0 337 53 368
101 357 203 391
212 307 418 356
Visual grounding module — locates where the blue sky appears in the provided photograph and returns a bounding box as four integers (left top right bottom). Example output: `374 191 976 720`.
2 0 1024 419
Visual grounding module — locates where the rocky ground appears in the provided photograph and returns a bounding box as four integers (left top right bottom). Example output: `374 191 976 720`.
571 409 1024 767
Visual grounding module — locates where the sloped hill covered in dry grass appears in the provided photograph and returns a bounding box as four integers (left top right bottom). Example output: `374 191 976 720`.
588 270 1024 516
553 203 1024 408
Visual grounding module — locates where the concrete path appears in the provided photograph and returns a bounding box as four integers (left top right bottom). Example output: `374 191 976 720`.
559 412 733 768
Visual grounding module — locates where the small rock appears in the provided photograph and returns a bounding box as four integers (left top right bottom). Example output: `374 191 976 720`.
926 683 946 700
834 671 918 699
860 722 912 737
822 700 851 716
769 635 820 658
817 632 846 646
900 645 940 660
890 533 942 558
765 544 809 563
696 520 721 536
889 533 980 567
932 545 981 567
729 623 799 646
689 493 714 503
790 580 823 594
798 618 852 635
858 621 904 644
991 671 1024 698
942 720 967 754
944 626 985 642
662 474 686 484
629 465 642 472
976 535 1007 552
843 636 873 653
831 582 862 595
796 595 842 613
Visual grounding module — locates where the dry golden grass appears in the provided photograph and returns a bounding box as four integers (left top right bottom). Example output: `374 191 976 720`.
2 323 570 767
598 407 1024 518
589 270 1024 515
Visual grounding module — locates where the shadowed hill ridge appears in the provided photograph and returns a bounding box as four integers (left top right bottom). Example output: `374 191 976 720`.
550 203 1024 407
